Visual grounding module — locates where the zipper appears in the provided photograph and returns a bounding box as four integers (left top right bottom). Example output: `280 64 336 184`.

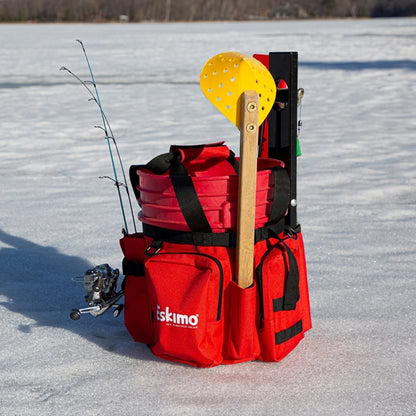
146 245 224 321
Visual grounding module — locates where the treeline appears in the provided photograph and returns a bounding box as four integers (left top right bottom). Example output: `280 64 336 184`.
0 0 415 22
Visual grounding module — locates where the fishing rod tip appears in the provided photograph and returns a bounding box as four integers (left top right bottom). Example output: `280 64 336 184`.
76 39 86 50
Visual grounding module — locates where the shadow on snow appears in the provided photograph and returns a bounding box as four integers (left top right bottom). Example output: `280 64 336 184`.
0 228 154 361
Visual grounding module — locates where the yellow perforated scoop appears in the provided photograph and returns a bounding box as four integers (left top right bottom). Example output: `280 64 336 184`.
200 51 276 129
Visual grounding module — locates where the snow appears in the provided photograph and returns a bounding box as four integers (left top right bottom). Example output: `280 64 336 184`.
0 18 415 415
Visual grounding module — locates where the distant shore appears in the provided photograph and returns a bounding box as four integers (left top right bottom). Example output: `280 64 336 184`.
1 16 414 25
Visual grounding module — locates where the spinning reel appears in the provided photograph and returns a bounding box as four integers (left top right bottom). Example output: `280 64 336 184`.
70 264 124 320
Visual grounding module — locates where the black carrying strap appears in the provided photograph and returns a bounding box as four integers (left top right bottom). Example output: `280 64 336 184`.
257 239 300 313
130 148 239 233
141 163 289 245
254 166 290 242
168 149 239 233
170 161 290 240
122 257 145 277
169 154 212 232
144 152 174 174
129 154 211 232
129 152 175 203
129 164 143 202
274 241 300 310
268 166 290 227
130 149 290 238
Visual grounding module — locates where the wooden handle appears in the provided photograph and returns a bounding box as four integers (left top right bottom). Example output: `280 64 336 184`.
236 90 259 289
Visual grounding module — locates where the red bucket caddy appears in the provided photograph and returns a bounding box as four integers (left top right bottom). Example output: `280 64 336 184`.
120 52 311 367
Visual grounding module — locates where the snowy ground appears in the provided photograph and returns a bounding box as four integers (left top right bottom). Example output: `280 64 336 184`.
0 18 415 415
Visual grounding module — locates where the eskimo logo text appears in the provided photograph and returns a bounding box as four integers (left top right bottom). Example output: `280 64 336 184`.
156 305 199 328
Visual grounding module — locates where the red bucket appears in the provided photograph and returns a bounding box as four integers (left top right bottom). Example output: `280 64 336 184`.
136 158 285 232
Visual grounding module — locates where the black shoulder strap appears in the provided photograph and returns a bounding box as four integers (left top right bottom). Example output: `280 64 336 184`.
279 240 300 310
268 166 290 227
129 164 143 201
254 165 290 243
131 152 288 237
227 150 239 174
129 154 212 232
144 152 174 174
129 152 175 200
169 154 212 233
257 239 300 312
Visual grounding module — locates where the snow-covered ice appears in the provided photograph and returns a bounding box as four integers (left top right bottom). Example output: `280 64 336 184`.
0 18 415 415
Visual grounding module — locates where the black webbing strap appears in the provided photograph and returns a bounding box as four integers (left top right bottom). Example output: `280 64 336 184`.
129 154 212 233
169 150 239 233
129 164 143 201
254 166 290 243
144 152 174 174
130 149 239 233
267 166 290 227
275 320 303 345
142 223 235 247
143 220 287 247
122 257 145 277
279 240 300 310
254 219 285 242
131 152 289 238
227 151 239 174
129 153 175 202
257 240 300 313
169 154 212 233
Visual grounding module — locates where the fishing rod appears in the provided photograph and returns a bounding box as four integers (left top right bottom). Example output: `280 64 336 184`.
61 40 137 234
60 65 137 233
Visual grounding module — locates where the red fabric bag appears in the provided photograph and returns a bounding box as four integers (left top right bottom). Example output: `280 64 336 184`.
120 229 311 366
120 143 311 367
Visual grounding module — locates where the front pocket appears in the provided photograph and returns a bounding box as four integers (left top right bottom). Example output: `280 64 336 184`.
222 280 260 364
145 248 225 367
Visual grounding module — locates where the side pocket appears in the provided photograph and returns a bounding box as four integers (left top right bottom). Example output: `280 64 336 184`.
145 246 224 367
222 280 260 364
285 232 312 333
120 233 154 345
256 240 304 362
